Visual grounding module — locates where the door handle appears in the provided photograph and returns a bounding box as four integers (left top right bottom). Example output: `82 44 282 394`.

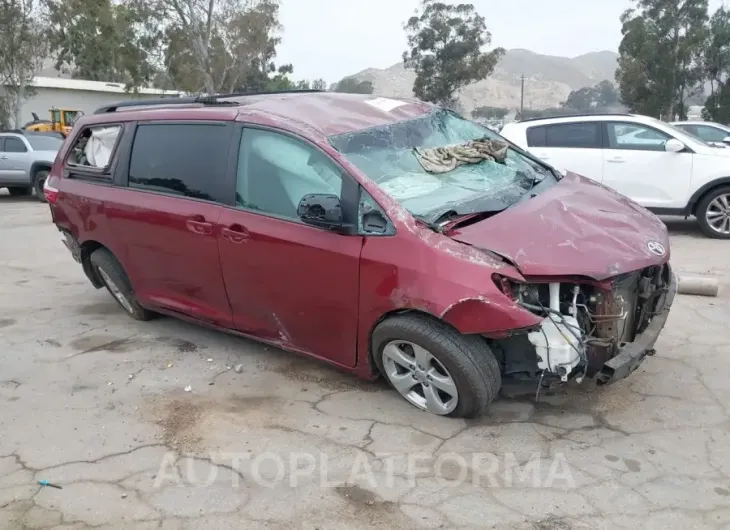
0 156 8 160
221 224 250 244
185 218 213 235
607 157 625 163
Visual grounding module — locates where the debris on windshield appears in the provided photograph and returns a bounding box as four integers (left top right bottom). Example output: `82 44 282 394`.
414 139 509 174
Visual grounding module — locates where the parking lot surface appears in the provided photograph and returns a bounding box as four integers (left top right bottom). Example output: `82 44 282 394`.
1 194 730 529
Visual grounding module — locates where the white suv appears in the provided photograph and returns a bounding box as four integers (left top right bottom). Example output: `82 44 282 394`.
500 113 730 239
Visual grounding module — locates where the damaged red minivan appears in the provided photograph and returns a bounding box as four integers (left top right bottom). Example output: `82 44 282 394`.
45 91 676 418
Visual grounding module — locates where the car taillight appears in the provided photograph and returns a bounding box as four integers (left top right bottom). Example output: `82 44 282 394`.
44 181 59 204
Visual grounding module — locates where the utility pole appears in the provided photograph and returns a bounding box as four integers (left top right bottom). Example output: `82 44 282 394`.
520 75 525 115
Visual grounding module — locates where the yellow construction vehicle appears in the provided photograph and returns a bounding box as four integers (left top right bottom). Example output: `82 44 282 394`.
23 108 83 137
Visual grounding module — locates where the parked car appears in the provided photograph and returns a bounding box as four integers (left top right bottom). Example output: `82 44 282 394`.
501 113 730 238
0 131 62 201
45 93 676 418
671 120 730 148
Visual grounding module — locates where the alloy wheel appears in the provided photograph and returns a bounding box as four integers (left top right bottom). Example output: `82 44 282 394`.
706 193 730 235
381 340 459 415
97 266 135 314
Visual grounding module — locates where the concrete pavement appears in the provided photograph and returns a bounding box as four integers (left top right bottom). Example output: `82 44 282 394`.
1 196 730 529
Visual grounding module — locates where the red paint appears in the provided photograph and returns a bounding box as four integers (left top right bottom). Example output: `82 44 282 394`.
47 93 671 381
449 172 671 281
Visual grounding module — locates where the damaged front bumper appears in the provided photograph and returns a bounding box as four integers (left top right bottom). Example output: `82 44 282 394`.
595 269 677 385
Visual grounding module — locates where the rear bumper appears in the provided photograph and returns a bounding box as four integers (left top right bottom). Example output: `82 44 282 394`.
595 268 677 385
62 231 82 263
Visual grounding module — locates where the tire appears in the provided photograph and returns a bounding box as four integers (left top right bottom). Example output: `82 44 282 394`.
33 170 49 203
372 314 501 418
7 186 32 197
89 248 155 321
696 185 730 239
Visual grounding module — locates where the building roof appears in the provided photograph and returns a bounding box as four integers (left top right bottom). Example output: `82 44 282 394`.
31 76 184 96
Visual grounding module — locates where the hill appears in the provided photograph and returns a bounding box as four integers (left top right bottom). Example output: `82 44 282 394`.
343 49 619 112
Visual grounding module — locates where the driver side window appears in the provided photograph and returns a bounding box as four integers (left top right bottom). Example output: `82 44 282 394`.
236 128 344 220
607 123 671 152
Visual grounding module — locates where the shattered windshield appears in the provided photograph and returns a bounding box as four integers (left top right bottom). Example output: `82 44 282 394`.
328 109 555 222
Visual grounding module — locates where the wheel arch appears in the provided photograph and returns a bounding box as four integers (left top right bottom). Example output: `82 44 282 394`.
688 177 730 215
30 161 52 181
366 308 458 377
79 240 106 288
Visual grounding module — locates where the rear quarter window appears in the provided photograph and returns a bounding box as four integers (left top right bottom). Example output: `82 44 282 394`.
526 126 547 147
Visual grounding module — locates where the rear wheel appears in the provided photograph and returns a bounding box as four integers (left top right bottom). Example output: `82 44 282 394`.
372 314 501 418
89 248 155 321
33 170 49 203
7 186 32 197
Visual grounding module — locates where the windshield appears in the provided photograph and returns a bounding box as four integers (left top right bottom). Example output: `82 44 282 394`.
329 109 555 222
26 135 63 151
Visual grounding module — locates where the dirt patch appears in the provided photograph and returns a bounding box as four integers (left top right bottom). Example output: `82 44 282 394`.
0 318 16 328
268 357 382 393
156 399 205 453
333 484 404 525
69 335 136 353
155 336 200 353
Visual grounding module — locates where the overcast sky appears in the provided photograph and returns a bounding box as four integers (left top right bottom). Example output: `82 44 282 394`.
277 0 727 83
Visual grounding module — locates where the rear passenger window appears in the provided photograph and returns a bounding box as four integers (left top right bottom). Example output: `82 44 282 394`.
545 123 600 148
4 137 27 153
128 124 230 202
526 126 547 147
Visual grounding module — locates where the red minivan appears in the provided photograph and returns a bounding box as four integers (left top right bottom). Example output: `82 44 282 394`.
45 91 676 418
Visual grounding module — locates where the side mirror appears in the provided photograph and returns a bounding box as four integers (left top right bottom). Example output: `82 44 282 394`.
722 136 730 144
297 193 344 230
665 139 685 153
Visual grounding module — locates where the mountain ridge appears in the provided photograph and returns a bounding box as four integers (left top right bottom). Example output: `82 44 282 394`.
344 49 620 112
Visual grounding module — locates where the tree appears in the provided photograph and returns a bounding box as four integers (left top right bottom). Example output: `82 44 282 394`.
472 106 508 119
402 0 504 106
702 7 730 121
312 78 327 91
616 0 709 119
0 0 46 127
44 0 160 89
562 80 620 111
153 0 285 94
332 77 374 94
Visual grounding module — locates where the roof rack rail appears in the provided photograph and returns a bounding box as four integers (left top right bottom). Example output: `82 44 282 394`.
517 112 633 123
94 89 326 114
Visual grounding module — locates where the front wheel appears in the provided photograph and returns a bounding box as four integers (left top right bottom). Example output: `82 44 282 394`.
372 314 501 418
697 186 730 239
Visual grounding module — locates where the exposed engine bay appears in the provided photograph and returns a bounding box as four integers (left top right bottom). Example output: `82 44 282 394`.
492 264 672 386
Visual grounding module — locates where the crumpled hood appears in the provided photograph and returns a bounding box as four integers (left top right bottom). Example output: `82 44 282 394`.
448 172 670 281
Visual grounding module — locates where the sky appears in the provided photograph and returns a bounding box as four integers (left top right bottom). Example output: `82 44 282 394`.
276 0 727 83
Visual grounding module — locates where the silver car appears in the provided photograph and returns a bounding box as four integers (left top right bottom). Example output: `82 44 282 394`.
0 132 63 202
671 121 730 148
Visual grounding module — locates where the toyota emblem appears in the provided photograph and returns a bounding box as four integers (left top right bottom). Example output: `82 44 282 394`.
647 241 666 256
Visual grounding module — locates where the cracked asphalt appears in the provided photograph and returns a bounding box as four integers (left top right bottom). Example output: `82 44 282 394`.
1 194 730 529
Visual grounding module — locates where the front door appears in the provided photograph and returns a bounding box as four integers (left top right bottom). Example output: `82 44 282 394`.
105 121 234 327
0 136 31 184
217 126 362 367
602 122 693 208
